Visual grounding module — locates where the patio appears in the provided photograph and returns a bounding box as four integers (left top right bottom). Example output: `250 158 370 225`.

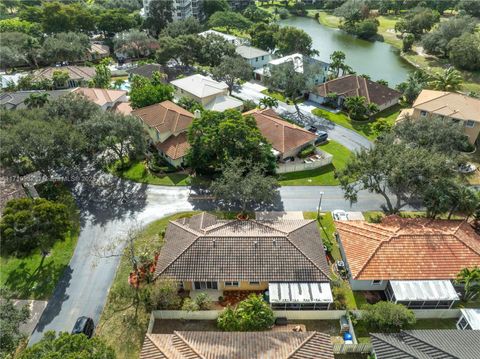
277 149 333 174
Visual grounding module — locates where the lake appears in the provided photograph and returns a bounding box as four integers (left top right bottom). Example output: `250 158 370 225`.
278 16 414 86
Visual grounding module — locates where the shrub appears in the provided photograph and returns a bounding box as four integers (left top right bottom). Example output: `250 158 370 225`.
242 99 257 112
361 301 416 332
278 8 289 19
332 286 347 310
217 294 274 331
181 297 199 312
149 280 182 310
194 292 211 310
298 145 316 158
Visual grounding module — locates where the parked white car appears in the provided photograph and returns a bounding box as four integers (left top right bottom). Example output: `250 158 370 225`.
332 210 349 221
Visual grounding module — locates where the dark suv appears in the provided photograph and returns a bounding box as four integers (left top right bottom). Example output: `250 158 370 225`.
71 316 95 338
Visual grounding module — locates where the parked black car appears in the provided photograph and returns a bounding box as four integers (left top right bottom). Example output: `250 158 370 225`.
306 125 318 133
315 131 328 144
71 316 95 338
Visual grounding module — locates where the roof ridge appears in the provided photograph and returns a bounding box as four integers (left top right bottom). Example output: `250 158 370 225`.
363 77 371 103
354 232 396 280
286 331 317 358
404 331 458 358
371 333 429 358
414 90 451 106
173 331 205 359
453 221 480 256
145 334 170 357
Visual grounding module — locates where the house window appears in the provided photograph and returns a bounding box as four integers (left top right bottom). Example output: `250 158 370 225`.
194 281 218 290
465 120 475 128
224 281 239 287
420 111 427 117
458 316 470 330
255 57 258 62
249 281 260 285
261 56 264 60
372 280 382 286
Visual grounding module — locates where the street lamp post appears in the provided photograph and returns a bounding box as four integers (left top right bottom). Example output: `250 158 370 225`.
317 191 324 220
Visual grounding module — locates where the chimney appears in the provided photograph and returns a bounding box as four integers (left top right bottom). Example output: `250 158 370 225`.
194 109 201 119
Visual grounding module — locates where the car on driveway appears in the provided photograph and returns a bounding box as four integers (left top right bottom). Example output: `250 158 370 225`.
315 131 328 144
72 316 95 338
332 210 349 221
306 125 318 133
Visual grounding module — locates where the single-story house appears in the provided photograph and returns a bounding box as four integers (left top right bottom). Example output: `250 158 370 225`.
86 43 110 61
33 66 96 88
457 308 480 330
235 45 272 69
0 88 127 111
310 75 401 111
397 90 480 145
141 331 334 359
335 216 480 309
131 100 196 167
170 74 243 111
244 108 317 160
198 29 247 47
154 212 333 310
254 53 329 86
371 330 480 359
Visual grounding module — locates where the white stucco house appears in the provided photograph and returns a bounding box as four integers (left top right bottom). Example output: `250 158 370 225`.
235 45 272 69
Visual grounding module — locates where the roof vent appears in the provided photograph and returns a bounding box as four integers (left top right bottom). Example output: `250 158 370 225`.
212 239 216 248
194 109 201 119
254 240 258 248
273 239 276 246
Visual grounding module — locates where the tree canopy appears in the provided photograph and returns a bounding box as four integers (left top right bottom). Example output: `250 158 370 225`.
129 73 173 109
361 302 416 332
211 56 253 95
114 30 159 60
208 11 252 34
144 0 173 36
0 290 30 359
217 294 274 331
274 26 318 56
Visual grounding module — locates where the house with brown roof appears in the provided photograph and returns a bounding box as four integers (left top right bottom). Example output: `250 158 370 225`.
33 66 96 88
335 216 480 309
245 109 317 160
140 331 334 359
397 90 480 145
72 88 127 110
155 212 333 310
131 101 197 167
310 75 401 111
86 43 110 61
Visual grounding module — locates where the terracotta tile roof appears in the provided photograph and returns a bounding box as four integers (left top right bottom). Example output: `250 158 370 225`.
114 101 133 115
72 87 126 106
140 331 334 359
132 100 194 135
335 216 480 280
89 43 109 56
244 109 316 155
156 132 190 160
34 66 96 81
412 90 480 122
315 75 401 108
155 212 331 282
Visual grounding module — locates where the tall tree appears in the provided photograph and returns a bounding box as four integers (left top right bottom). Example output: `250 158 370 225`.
274 26 318 56
208 11 252 33
203 0 230 19
210 159 279 214
249 23 279 52
447 33 480 71
212 56 253 95
45 92 101 126
129 74 173 109
344 96 378 121
24 93 50 109
114 30 159 59
456 267 480 302
41 32 90 64
144 0 173 36
19 331 115 359
428 67 463 91
97 8 137 36
91 58 112 88
0 289 30 359
395 70 429 104
160 17 203 38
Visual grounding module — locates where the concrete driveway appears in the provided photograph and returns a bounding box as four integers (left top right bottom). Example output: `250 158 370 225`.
29 166 418 344
234 82 372 152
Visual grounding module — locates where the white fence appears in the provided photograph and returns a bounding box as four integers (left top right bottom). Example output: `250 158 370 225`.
412 308 461 319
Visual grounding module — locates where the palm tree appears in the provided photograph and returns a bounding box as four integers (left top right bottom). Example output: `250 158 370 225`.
429 67 463 92
24 93 50 109
344 96 370 121
456 267 480 302
329 50 347 78
259 96 278 109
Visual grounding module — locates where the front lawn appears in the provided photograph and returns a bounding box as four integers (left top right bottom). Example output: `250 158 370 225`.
96 212 198 359
0 183 80 299
312 105 402 140
278 139 352 185
112 160 191 186
261 89 288 103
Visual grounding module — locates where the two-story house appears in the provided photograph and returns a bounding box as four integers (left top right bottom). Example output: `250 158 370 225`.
235 45 272 70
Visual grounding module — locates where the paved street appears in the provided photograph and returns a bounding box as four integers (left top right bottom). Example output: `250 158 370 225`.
29 164 421 343
233 82 373 152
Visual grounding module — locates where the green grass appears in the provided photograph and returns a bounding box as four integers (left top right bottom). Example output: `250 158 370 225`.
315 10 341 28
97 212 199 359
278 140 352 185
0 183 80 299
261 89 288 103
112 160 191 186
312 105 402 140
409 319 457 330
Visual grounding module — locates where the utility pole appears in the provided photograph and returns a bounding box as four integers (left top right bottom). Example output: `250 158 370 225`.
316 191 324 220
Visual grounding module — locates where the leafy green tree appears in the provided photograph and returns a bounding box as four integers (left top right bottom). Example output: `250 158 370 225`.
329 50 352 78
91 59 112 88
212 56 252 95
0 31 40 70
0 18 41 35
160 17 203 38
217 294 274 331
41 32 90 64
447 33 480 71
334 0 369 26
402 33 415 52
243 4 272 22
354 19 379 39
97 9 137 35
19 331 115 359
259 96 278 109
129 74 174 109
361 302 416 332
203 0 230 18
82 112 146 168
394 7 440 37
428 67 463 91
52 70 70 89
114 30 159 59
24 93 50 109
148 280 182 310
274 26 318 56
210 159 279 214
156 34 203 67
144 0 173 36
39 1 96 33
45 92 101 126
395 70 429 104
198 33 236 67
0 198 72 256
458 0 480 17
343 96 378 121
249 22 279 52
456 267 480 302
208 11 252 33
0 289 30 359
186 110 276 174
177 97 204 113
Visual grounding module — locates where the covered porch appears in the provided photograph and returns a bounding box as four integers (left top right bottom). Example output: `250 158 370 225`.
385 280 459 309
268 282 333 310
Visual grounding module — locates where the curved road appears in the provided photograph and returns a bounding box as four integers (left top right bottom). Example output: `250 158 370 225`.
29 165 417 343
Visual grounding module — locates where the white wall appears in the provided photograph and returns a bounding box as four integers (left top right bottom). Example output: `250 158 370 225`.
248 54 272 69
350 279 388 291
